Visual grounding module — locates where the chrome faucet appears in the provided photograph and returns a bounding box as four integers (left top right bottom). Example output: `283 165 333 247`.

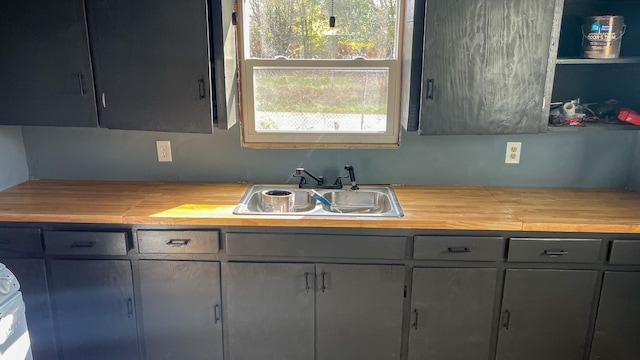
293 165 359 190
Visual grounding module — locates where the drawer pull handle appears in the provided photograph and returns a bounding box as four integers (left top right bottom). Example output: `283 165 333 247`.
448 246 470 253
412 309 419 329
166 239 190 246
502 309 511 330
127 298 134 318
0 240 11 245
214 304 221 324
320 272 327 293
70 241 95 248
543 249 569 257
304 272 311 293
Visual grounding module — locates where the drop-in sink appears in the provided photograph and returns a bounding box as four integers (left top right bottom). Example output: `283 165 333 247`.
233 184 403 217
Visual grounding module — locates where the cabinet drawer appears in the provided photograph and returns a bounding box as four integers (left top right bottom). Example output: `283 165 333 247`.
44 231 128 256
0 228 42 254
137 230 220 254
508 238 601 263
609 240 640 265
226 233 407 259
413 236 504 261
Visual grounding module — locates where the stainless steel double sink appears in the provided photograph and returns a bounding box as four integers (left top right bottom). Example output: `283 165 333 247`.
233 184 404 217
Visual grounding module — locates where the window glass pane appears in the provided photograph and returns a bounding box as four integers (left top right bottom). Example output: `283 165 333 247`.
245 0 398 59
253 68 389 133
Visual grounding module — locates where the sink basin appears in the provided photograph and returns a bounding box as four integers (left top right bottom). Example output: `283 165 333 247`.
233 184 403 217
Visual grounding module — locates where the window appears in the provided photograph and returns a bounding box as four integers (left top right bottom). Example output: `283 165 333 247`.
238 0 403 147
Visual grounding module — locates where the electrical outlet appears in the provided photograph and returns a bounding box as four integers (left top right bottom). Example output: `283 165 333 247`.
505 142 522 164
156 140 172 162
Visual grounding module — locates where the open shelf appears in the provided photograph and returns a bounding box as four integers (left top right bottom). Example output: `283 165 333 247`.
547 122 640 131
557 57 640 65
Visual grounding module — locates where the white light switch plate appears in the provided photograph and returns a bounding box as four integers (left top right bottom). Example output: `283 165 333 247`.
156 140 172 162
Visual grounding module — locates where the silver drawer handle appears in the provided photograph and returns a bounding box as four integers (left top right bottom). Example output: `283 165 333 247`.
543 249 569 257
166 239 190 246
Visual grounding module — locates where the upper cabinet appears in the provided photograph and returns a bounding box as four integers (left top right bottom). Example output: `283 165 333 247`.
86 0 214 133
419 0 557 135
0 0 98 127
551 0 640 117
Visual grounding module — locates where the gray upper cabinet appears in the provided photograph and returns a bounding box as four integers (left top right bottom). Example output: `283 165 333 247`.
0 0 98 127
590 272 640 360
316 264 405 360
408 268 497 360
86 0 214 133
419 0 556 135
496 269 597 360
139 261 223 360
223 262 315 360
50 259 138 360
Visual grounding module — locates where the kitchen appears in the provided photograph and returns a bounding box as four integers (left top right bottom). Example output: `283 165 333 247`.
1 0 640 360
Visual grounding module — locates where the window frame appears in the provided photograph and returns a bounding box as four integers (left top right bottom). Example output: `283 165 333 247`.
236 0 404 148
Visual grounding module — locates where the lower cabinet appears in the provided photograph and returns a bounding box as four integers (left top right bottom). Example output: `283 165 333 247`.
50 260 138 360
408 268 497 360
589 272 640 360
223 262 405 360
138 260 223 360
1 258 58 360
496 269 598 360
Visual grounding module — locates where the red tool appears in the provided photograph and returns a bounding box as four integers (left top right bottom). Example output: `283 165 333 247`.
617 108 640 126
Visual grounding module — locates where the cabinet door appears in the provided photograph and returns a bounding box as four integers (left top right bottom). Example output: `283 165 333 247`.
590 272 640 360
210 0 239 130
50 260 138 360
139 261 223 360
86 0 213 133
1 258 58 360
496 269 597 360
420 0 555 135
0 0 97 127
408 268 497 360
316 264 405 360
223 262 315 360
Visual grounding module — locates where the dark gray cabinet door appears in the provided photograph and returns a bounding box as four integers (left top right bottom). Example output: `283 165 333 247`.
139 261 223 360
1 258 58 360
408 268 497 360
590 272 640 360
86 0 213 133
496 269 597 360
420 0 555 135
50 260 138 360
210 0 239 130
223 262 315 360
316 264 405 360
0 0 97 127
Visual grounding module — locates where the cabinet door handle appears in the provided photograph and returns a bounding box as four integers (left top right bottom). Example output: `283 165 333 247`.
0 239 11 245
70 241 95 248
214 304 221 324
166 239 190 246
78 74 86 95
448 246 470 253
501 309 511 330
426 78 434 100
543 249 569 257
198 78 206 100
320 272 327 293
127 298 134 318
101 93 107 108
412 309 419 329
304 272 311 293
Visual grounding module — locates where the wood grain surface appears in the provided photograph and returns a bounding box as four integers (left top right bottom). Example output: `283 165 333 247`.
0 180 639 233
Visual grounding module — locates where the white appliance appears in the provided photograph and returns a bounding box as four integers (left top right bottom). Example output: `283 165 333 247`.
0 263 33 360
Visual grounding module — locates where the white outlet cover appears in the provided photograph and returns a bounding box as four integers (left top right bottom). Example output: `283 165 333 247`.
505 142 522 164
156 140 172 162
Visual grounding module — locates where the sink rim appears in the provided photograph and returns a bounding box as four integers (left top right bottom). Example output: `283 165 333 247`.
233 184 404 217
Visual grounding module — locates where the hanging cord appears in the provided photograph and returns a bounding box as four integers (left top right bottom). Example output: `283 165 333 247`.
329 0 336 27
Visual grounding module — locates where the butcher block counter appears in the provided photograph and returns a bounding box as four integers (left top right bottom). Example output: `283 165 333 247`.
0 180 638 233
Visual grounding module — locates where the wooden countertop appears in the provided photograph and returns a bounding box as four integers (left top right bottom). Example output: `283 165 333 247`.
0 180 639 233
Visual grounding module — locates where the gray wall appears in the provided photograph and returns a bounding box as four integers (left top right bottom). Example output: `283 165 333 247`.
631 132 640 191
0 127 29 190
22 126 638 188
